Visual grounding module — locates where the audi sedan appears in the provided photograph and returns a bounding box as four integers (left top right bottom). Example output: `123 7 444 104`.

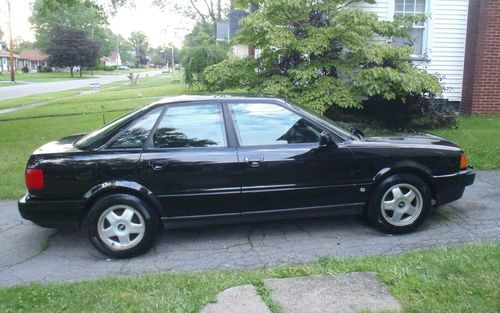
19 96 475 258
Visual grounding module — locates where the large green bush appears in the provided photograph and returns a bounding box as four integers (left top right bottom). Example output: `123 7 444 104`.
182 45 227 87
205 0 443 123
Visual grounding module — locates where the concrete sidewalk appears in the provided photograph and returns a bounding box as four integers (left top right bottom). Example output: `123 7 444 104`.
201 273 401 313
0 171 499 287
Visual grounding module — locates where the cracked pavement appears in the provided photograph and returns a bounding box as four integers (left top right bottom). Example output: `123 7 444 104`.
0 171 498 288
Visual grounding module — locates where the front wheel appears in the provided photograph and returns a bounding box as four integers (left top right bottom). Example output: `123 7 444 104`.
367 174 431 234
87 194 160 258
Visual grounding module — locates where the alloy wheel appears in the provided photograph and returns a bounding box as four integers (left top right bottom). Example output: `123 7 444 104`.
380 183 423 227
97 204 146 251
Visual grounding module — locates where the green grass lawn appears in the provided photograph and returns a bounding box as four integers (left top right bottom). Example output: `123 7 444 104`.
0 72 92 82
0 243 498 313
0 68 154 82
430 115 500 170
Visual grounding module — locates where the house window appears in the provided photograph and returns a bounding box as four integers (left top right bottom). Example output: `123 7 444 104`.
393 0 427 57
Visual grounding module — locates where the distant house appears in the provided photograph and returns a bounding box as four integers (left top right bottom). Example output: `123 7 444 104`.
100 51 122 67
17 49 48 72
0 50 18 72
221 0 470 108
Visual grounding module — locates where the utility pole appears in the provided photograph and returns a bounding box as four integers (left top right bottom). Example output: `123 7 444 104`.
171 46 174 73
7 0 15 83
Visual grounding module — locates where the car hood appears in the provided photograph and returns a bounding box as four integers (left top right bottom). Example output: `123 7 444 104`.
362 134 461 150
33 134 86 155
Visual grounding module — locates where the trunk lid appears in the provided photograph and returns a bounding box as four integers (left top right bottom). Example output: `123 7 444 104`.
32 134 86 155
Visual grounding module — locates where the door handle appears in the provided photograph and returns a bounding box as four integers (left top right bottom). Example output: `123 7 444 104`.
244 157 264 168
149 160 167 171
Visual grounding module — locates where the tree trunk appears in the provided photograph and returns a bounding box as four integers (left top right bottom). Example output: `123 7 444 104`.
79 67 82 77
70 66 74 78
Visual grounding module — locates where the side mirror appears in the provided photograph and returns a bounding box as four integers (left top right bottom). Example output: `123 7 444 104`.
319 132 337 148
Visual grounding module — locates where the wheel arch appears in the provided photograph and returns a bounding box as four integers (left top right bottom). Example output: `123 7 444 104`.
370 162 436 202
80 181 165 224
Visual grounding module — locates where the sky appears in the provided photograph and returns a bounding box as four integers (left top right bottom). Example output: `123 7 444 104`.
0 0 199 48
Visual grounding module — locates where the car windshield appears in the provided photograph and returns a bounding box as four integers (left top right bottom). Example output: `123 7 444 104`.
290 102 358 140
74 106 150 150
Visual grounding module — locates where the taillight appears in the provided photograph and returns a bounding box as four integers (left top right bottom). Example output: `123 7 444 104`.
25 169 44 190
460 153 469 170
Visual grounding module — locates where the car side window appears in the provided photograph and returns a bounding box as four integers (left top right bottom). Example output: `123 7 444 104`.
107 108 163 149
152 103 226 148
229 103 323 146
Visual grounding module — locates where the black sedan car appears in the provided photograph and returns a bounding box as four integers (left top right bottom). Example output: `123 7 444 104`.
19 96 475 258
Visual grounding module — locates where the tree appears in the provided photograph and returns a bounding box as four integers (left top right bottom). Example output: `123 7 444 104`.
205 0 441 113
183 22 216 48
153 0 230 34
129 31 149 67
30 0 108 50
33 0 129 17
0 27 6 51
182 45 227 87
13 38 35 54
149 46 181 66
45 26 100 77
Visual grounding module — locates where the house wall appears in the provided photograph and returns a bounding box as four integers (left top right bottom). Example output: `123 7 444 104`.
356 0 469 102
460 0 500 115
0 56 17 71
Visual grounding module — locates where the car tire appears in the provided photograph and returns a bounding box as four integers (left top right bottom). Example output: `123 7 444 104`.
367 174 431 234
87 193 160 258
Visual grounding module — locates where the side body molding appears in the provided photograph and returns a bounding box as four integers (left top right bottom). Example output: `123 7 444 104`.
83 180 166 217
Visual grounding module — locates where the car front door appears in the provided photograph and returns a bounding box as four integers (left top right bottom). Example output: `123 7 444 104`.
137 102 241 218
227 101 362 215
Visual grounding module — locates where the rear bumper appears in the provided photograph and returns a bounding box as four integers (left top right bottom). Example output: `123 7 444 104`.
431 167 476 206
18 193 85 230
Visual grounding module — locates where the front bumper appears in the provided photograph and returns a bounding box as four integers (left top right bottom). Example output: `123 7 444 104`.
18 193 85 230
431 167 476 206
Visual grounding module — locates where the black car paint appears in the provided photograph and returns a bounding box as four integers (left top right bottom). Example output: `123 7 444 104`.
18 96 476 230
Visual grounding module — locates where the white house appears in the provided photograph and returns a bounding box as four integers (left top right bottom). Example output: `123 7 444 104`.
225 0 468 104
354 0 469 103
0 50 18 72
100 51 122 67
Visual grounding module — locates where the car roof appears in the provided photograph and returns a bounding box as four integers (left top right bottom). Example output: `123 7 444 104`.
151 95 287 106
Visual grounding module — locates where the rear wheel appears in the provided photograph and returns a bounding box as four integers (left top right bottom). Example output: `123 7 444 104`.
87 194 159 258
367 174 431 234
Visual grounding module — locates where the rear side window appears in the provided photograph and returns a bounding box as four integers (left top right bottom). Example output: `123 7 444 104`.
229 103 323 146
107 108 163 149
152 103 226 148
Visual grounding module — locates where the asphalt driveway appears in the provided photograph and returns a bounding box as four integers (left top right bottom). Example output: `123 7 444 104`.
0 170 498 288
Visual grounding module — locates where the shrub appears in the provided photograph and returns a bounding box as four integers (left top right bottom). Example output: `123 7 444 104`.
103 65 116 71
325 95 457 130
90 64 106 71
37 65 42 72
203 58 257 91
21 66 29 73
42 66 53 73
182 45 227 87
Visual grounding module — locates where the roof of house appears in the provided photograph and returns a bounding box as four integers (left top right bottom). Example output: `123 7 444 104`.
18 49 47 61
0 50 19 58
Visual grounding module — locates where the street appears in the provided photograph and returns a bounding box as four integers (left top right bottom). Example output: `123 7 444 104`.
0 71 161 101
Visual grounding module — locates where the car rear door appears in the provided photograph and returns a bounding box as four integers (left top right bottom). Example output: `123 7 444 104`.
226 101 361 215
137 102 241 218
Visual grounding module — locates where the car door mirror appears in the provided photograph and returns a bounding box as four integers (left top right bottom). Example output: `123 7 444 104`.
319 132 337 148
